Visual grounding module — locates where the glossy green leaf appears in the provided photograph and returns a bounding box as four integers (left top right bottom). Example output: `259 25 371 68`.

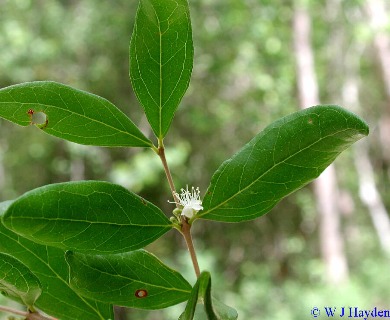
65 250 192 309
0 252 42 309
130 0 193 138
199 105 369 222
0 201 113 320
2 181 172 254
179 271 238 320
0 81 152 147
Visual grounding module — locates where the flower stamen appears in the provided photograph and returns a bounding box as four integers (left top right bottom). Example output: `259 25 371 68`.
168 185 203 219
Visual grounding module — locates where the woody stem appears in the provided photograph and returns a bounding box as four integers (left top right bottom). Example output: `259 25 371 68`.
155 140 180 205
0 306 28 317
181 217 201 277
155 139 201 278
0 306 55 320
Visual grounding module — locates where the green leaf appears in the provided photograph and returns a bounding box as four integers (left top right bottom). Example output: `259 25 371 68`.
129 0 193 138
0 252 42 309
179 271 238 320
199 105 369 222
0 81 153 147
2 181 172 254
0 201 113 320
65 250 192 309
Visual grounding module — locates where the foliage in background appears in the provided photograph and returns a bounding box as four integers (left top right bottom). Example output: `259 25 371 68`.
0 0 387 319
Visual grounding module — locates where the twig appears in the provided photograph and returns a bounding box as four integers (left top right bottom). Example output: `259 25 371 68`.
0 305 28 317
0 306 56 320
155 140 180 206
155 139 201 277
181 217 201 277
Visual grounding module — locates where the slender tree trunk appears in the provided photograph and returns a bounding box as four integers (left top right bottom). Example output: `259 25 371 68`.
293 2 349 283
0 135 9 200
354 143 390 253
68 143 86 181
365 0 390 177
114 306 128 320
365 0 390 99
342 43 390 254
0 146 5 198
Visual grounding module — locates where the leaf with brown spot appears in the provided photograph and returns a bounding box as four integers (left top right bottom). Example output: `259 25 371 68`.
0 81 152 147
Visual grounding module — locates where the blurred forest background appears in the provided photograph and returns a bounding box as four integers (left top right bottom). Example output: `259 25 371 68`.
0 0 390 319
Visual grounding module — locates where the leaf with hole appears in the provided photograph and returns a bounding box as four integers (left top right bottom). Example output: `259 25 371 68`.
130 0 193 138
0 81 152 147
65 250 192 309
2 181 172 254
199 105 369 222
179 271 238 320
0 201 113 320
0 252 42 309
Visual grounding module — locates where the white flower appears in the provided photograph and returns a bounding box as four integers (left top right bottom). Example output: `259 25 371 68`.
170 186 203 219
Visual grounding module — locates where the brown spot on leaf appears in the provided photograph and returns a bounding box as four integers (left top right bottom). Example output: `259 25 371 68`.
27 109 34 123
135 289 148 298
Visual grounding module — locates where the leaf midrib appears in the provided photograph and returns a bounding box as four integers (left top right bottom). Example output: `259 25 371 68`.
76 258 191 294
7 216 171 228
0 230 106 319
157 2 163 138
0 101 151 146
199 126 357 217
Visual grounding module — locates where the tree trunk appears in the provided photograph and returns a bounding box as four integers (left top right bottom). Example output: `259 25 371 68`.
354 143 390 253
365 0 390 99
114 306 128 320
293 2 349 283
0 143 6 199
68 143 86 181
365 0 390 179
341 42 390 254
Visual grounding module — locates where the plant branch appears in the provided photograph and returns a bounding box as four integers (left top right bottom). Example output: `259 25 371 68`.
181 217 201 278
155 139 201 277
156 140 180 206
0 306 55 320
27 312 57 320
0 305 28 317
